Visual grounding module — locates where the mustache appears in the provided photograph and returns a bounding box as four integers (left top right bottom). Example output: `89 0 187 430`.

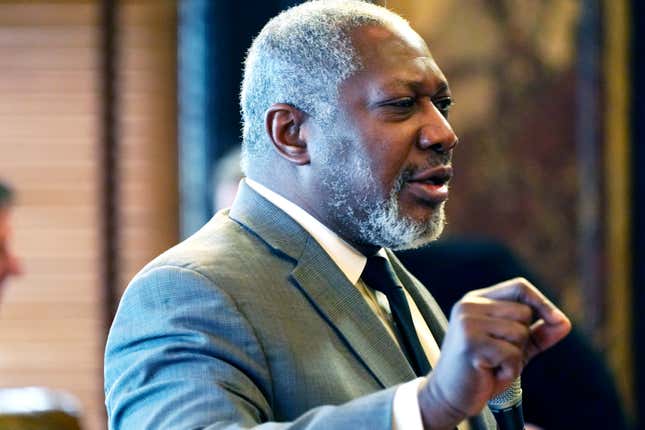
398 153 452 183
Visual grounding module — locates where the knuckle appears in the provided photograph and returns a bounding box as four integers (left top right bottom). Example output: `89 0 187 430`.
451 300 468 317
516 280 531 295
463 290 477 299
459 315 479 333
515 276 530 285
454 313 469 329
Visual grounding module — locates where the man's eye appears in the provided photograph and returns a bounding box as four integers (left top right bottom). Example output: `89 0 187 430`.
433 98 453 116
386 98 415 109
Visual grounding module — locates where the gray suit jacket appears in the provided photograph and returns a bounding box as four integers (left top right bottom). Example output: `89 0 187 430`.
104 182 496 429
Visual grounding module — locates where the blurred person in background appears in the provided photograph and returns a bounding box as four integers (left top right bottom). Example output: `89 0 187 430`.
0 183 83 429
0 181 22 295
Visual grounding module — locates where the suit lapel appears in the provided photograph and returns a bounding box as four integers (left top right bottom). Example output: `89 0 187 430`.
229 182 415 388
290 236 416 388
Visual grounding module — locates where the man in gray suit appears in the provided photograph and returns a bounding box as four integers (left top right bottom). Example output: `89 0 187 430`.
104 2 571 429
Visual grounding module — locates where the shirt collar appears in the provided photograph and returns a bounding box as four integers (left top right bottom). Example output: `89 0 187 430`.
245 178 371 285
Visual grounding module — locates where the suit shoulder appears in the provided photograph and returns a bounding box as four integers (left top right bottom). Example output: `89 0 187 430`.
125 211 293 297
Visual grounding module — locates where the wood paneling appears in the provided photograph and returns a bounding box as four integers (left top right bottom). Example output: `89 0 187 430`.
0 2 178 430
0 3 103 430
117 1 178 294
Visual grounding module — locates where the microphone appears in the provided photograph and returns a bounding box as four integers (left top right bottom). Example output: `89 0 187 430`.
488 378 525 430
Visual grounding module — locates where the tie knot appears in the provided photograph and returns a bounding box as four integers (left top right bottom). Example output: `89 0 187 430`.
362 255 401 295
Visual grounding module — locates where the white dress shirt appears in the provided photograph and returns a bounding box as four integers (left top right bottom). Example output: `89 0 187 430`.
245 178 468 430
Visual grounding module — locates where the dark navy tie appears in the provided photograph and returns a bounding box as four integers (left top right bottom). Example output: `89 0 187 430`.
361 255 431 376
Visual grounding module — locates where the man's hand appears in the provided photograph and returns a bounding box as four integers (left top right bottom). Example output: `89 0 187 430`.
417 277 571 430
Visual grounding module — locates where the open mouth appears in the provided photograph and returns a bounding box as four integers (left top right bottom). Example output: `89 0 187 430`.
413 174 450 186
405 166 452 204
407 166 452 186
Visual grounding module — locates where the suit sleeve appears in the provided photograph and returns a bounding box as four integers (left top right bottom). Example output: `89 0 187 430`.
104 265 396 430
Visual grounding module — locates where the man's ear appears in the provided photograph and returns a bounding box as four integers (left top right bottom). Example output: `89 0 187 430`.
264 103 310 165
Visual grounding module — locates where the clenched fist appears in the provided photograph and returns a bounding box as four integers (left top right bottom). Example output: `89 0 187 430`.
417 277 571 430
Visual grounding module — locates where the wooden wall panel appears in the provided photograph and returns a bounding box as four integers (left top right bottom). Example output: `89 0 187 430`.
0 3 104 430
0 2 178 430
118 1 178 295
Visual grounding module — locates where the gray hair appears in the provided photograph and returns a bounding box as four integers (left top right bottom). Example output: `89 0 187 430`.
239 0 413 174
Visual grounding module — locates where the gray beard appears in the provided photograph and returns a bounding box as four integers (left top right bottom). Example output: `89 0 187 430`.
320 153 446 251
361 178 445 251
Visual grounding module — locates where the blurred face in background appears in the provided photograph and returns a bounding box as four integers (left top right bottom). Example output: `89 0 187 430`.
0 207 22 293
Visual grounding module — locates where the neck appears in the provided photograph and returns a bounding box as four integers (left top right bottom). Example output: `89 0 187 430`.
248 177 382 257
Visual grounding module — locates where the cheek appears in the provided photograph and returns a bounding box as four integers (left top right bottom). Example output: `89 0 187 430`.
348 119 415 189
368 140 412 187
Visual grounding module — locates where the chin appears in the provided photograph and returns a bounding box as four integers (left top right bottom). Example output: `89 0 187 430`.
366 201 446 251
390 222 444 251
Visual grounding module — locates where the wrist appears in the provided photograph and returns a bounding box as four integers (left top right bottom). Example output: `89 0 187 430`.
417 377 466 430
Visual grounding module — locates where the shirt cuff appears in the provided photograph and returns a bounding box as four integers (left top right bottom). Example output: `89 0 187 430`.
392 377 426 430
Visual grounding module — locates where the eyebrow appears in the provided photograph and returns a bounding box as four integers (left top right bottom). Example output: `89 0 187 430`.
382 78 451 96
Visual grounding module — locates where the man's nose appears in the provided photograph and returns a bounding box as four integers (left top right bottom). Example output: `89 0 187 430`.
417 105 459 154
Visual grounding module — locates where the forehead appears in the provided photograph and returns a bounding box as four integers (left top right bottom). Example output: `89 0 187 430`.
346 24 448 94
